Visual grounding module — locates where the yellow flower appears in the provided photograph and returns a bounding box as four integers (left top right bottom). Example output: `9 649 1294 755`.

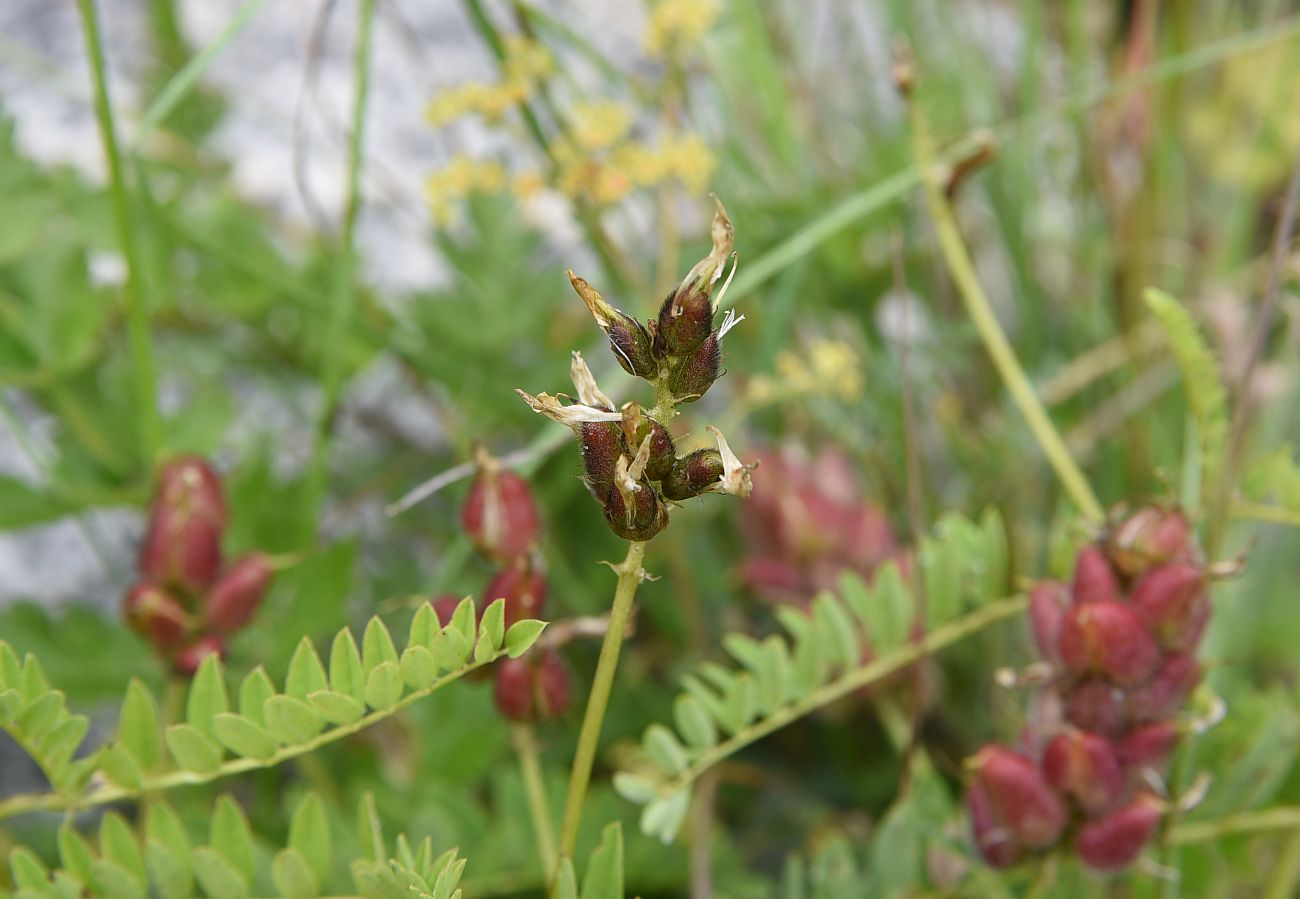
426 37 553 127
744 339 862 406
661 132 716 192
425 156 508 225
646 0 721 57
569 101 635 152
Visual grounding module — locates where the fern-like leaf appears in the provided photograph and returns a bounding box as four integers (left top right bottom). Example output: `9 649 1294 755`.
0 598 546 821
614 511 1015 843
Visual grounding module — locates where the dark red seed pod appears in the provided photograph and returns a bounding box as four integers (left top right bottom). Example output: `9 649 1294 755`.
461 463 541 563
579 422 626 499
1071 545 1121 605
1027 582 1069 664
967 778 1023 869
534 651 572 720
603 481 669 541
636 418 677 482
124 583 191 648
204 554 274 634
968 745 1067 849
606 313 658 379
1057 601 1159 686
430 594 462 628
1128 653 1201 723
1041 731 1127 817
1107 505 1195 577
494 657 534 721
172 633 226 676
1130 563 1209 651
656 286 715 356
484 564 547 628
155 455 227 528
1121 722 1180 770
667 332 721 403
1064 679 1127 739
661 449 725 501
1075 792 1163 871
139 504 224 594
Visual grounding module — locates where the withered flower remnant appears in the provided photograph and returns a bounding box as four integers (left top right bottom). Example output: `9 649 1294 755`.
518 199 754 542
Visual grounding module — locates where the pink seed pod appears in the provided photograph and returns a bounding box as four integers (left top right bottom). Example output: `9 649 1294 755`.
483 564 548 629
967 779 1023 869
204 554 273 634
1071 545 1121 606
1121 721 1180 770
1107 505 1195 578
1057 601 1159 686
172 633 226 676
1075 792 1163 871
1028 582 1069 664
1064 679 1127 739
123 583 191 648
139 504 224 594
493 651 572 722
429 594 462 628
1041 730 1127 816
461 458 541 563
1128 653 1201 723
968 745 1067 849
155 456 227 528
1130 563 1210 651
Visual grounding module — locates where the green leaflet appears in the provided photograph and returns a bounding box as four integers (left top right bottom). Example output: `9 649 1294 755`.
1145 288 1229 510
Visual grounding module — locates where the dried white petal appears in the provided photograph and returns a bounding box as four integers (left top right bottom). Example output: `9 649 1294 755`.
627 433 652 481
677 198 734 307
713 252 740 316
706 425 755 498
613 454 639 527
568 269 615 330
718 307 746 341
516 390 624 428
570 351 613 410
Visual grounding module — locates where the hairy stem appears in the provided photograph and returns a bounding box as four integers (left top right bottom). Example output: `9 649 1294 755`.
513 723 557 875
906 97 1104 523
75 0 161 471
554 539 647 883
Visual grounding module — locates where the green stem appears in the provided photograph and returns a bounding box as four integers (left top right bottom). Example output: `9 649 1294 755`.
74 0 161 471
554 540 647 881
513 723 557 875
1231 501 1300 529
653 595 1028 799
303 0 376 538
906 97 1104 524
1265 829 1300 899
1169 806 1300 845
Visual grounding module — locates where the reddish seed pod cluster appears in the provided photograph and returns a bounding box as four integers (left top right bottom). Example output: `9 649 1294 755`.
124 456 275 675
967 504 1206 873
458 451 571 723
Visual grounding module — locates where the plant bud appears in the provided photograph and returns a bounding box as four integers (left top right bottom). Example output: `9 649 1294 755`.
1071 545 1121 605
461 461 541 563
667 332 721 403
204 554 273 634
1130 563 1209 651
1041 731 1126 816
967 778 1023 869
568 271 658 379
656 286 715 356
579 422 626 499
1121 722 1180 770
603 480 668 541
493 651 572 722
967 745 1067 849
1057 601 1159 686
139 504 223 594
1127 653 1200 723
172 633 225 677
1064 679 1127 739
1075 792 1162 871
1107 505 1195 577
662 449 725 501
124 583 191 648
1028 582 1068 664
636 418 676 482
484 563 547 628
430 594 461 627
155 455 227 527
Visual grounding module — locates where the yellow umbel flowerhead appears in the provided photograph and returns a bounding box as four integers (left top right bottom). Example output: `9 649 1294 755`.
569 101 635 152
646 0 722 57
425 156 507 226
425 37 554 127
